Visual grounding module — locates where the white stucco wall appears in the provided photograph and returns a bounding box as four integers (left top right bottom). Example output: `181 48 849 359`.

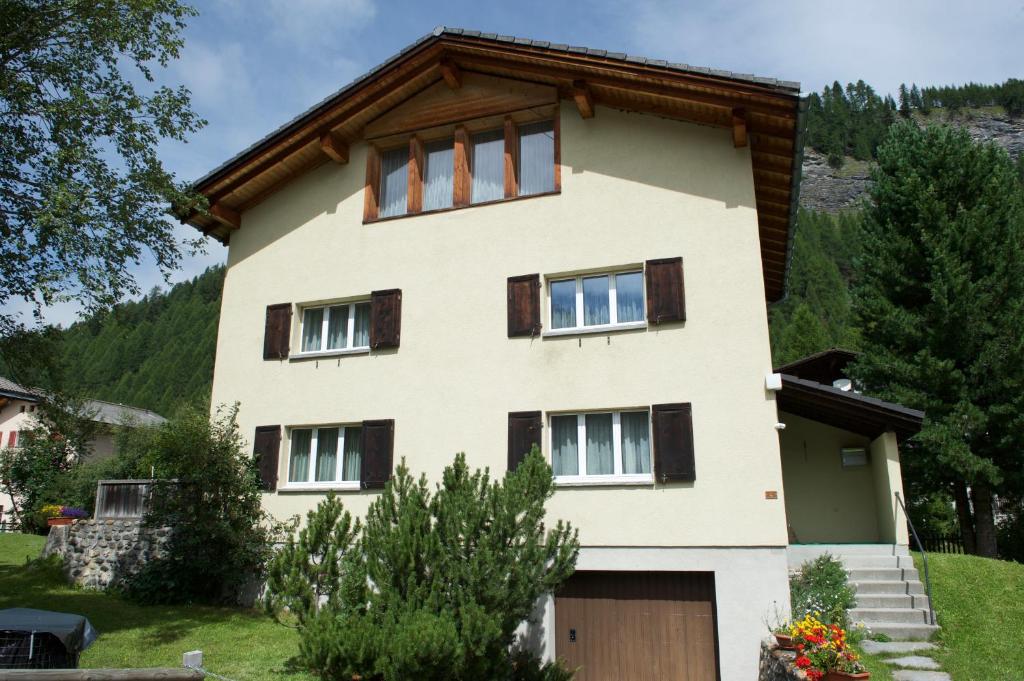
211 101 789 549
0 398 39 519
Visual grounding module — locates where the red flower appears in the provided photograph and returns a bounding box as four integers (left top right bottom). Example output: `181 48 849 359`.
795 656 812 669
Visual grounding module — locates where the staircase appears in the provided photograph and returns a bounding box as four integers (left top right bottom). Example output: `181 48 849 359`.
789 544 940 641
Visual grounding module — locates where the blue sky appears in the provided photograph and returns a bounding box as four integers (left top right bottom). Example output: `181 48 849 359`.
10 0 1024 327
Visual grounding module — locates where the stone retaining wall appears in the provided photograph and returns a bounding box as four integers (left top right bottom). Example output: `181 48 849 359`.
44 518 171 589
758 641 806 681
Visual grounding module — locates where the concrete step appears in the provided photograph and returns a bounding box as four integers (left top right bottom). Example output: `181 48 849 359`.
856 622 939 641
853 580 925 595
848 567 919 582
892 671 950 681
850 607 930 624
840 554 916 568
860 641 937 655
855 593 930 610
788 544 909 567
889 656 942 670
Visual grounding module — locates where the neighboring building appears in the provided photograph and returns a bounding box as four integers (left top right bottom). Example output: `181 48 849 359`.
0 377 166 524
186 29 923 680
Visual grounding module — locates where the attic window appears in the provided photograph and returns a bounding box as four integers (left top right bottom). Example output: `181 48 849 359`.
364 111 559 222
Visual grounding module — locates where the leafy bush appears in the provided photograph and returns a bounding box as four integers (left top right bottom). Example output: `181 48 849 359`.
122 404 283 605
790 554 856 628
266 448 579 681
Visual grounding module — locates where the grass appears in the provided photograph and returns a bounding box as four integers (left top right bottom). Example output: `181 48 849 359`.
917 552 1024 681
0 533 310 680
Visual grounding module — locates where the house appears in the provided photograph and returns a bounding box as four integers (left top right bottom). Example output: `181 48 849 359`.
0 377 166 525
186 28 924 680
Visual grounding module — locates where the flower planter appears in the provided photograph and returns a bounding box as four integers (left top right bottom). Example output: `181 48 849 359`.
47 517 74 527
774 633 796 650
824 672 870 680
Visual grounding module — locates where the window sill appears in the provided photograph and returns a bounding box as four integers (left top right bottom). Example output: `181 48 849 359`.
289 348 370 361
542 321 648 338
278 482 361 492
554 474 655 487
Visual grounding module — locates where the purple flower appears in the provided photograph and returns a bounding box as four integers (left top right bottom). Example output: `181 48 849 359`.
60 506 88 518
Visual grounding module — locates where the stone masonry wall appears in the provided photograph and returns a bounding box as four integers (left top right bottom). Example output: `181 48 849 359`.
759 641 806 681
44 518 171 589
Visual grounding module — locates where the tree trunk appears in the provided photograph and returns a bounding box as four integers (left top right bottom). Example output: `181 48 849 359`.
952 480 976 555
972 484 999 558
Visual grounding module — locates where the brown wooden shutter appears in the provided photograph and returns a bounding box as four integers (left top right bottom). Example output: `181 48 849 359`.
263 304 291 360
508 411 542 471
652 403 695 483
645 257 686 324
369 289 402 349
364 144 381 222
507 274 541 337
360 419 394 489
253 425 281 491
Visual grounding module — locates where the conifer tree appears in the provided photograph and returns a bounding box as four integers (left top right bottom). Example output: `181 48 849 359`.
849 122 1024 558
898 84 912 117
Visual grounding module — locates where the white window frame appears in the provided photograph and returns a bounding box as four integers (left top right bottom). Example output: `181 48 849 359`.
544 269 647 337
549 409 654 486
295 300 371 358
281 425 362 491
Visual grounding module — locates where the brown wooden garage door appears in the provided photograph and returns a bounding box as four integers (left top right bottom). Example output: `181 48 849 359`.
554 571 719 681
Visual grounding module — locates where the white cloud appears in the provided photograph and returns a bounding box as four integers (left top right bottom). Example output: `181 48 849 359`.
266 0 376 48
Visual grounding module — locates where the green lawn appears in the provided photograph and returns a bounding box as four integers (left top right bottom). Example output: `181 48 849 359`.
920 552 1024 681
0 533 310 680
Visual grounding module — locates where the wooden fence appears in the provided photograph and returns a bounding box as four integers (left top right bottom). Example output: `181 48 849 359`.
0 669 203 680
94 480 154 519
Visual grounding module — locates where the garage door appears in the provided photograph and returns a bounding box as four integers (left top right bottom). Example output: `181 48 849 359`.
554 571 719 681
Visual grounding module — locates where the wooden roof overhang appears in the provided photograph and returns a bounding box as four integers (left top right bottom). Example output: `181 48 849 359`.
185 28 807 301
777 374 924 442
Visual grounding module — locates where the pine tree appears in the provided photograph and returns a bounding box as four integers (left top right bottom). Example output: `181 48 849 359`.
898 84 912 118
909 83 923 109
849 122 1024 558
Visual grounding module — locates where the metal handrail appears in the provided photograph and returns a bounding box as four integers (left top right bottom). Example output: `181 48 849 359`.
894 491 937 626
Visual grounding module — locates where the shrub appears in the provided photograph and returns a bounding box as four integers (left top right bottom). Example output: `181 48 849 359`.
790 554 856 628
122 404 283 605
265 448 579 681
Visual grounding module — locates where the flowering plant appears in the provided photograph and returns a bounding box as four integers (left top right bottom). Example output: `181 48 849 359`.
60 506 88 518
39 504 64 518
789 612 867 680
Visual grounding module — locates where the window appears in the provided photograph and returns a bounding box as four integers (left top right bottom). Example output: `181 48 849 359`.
518 121 555 196
299 302 370 355
364 115 558 222
379 147 408 218
548 270 645 333
551 410 652 484
287 425 363 487
7 431 17 448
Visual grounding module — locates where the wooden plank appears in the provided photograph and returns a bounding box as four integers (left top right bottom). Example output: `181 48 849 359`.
553 109 561 192
453 125 471 207
439 57 462 89
319 131 349 164
503 117 518 198
0 670 204 680
209 203 240 230
732 107 747 148
364 72 557 139
407 135 424 213
363 144 381 222
573 80 595 118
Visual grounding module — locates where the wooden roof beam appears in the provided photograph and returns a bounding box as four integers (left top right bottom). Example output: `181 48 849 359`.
440 58 463 89
573 80 595 119
732 108 747 148
319 131 349 164
210 203 240 230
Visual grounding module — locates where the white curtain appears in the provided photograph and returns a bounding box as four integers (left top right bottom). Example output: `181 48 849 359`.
616 272 644 323
583 275 610 326
620 412 651 474
423 139 454 211
550 279 577 329
551 415 579 476
315 427 339 481
518 121 554 196
585 414 614 474
379 147 408 217
342 427 362 481
302 308 323 352
353 303 370 347
289 429 312 482
471 130 504 203
327 305 349 349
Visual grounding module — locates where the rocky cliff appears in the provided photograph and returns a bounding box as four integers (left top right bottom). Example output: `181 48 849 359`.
799 109 1024 213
